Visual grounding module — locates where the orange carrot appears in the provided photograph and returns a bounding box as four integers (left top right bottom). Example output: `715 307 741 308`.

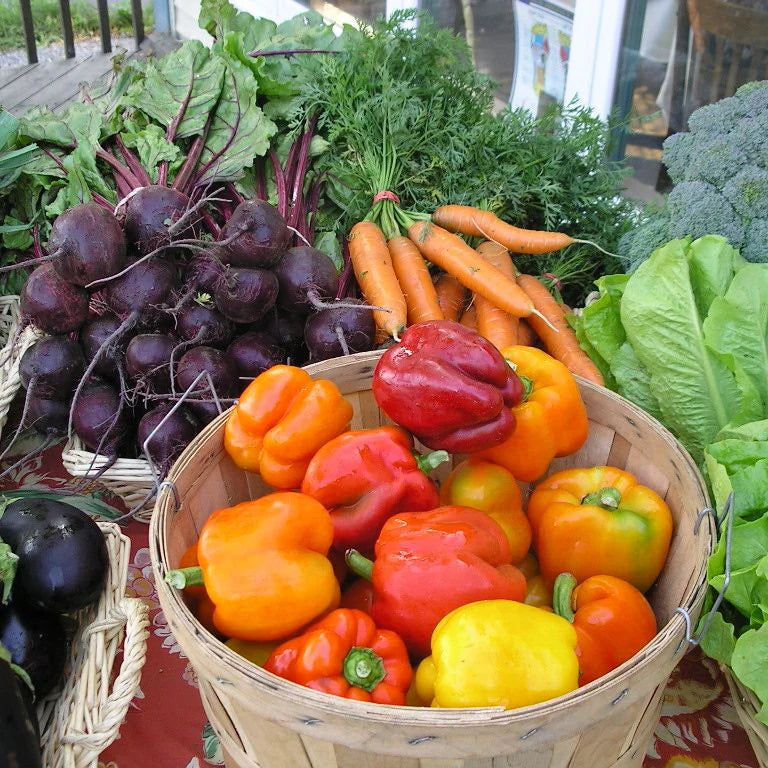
516 274 604 385
474 241 519 349
388 235 443 325
408 222 534 318
517 319 538 347
434 274 467 322
349 221 407 339
460 302 477 330
433 205 575 255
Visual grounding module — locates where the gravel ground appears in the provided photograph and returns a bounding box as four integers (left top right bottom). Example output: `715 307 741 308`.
0 35 135 69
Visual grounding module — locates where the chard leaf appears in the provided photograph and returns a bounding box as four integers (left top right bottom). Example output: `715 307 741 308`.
130 40 225 140
193 50 277 188
620 238 743 462
314 230 342 271
704 263 768 411
121 125 183 183
0 217 33 251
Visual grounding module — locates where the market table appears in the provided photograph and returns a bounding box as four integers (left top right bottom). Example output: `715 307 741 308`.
1 441 759 768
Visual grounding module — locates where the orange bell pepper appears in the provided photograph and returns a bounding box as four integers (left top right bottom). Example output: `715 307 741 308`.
224 365 352 489
165 492 340 641
440 458 531 563
528 466 673 592
475 346 588 482
264 608 413 704
553 573 657 685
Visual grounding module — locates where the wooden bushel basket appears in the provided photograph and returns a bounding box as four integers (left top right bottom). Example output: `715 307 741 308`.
150 350 715 768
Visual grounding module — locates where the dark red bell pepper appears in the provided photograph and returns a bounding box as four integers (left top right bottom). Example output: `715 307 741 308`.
346 506 527 658
372 321 524 453
301 426 446 553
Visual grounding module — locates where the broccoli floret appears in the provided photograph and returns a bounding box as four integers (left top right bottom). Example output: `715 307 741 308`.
629 83 768 268
619 215 671 271
667 181 745 246
722 168 768 219
741 218 768 263
662 132 697 184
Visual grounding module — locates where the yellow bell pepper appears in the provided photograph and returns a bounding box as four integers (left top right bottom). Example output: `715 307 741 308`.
415 600 578 709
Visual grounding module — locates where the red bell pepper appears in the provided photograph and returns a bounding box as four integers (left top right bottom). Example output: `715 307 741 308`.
301 426 446 553
264 608 413 704
372 321 524 453
346 506 527 658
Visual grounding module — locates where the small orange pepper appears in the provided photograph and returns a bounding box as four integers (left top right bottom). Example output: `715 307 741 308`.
439 458 531 563
224 365 352 489
553 573 657 685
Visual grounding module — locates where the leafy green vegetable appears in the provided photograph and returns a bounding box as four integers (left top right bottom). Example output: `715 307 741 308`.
732 624 768 724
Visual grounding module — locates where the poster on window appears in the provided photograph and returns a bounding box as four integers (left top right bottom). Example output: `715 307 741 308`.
509 0 574 114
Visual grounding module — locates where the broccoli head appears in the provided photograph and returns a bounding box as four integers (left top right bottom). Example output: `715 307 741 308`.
620 80 768 266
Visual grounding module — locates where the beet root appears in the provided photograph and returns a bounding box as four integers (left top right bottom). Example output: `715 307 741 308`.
226 331 285 379
262 310 307 364
175 346 237 423
19 336 86 398
125 334 176 393
176 304 233 349
71 380 132 455
80 316 129 381
213 268 278 325
48 203 127 286
137 403 199 476
273 246 340 315
104 257 177 325
219 200 289 268
25 394 69 436
304 302 376 362
123 185 196 254
20 264 89 334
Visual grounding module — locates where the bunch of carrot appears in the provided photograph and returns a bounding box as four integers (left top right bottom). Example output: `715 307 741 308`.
348 204 604 386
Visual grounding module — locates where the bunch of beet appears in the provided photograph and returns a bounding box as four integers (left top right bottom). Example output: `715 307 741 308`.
6 195 377 499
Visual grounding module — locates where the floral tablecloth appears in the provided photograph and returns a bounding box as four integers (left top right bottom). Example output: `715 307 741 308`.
1 440 760 768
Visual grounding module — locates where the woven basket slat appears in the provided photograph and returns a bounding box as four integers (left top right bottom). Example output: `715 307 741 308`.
722 666 768 768
151 350 715 768
35 522 149 768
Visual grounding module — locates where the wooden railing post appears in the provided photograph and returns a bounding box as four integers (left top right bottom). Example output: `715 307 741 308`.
131 0 146 50
97 0 112 53
58 0 76 58
18 0 38 64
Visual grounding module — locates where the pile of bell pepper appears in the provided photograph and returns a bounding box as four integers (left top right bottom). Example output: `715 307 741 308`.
167 320 675 711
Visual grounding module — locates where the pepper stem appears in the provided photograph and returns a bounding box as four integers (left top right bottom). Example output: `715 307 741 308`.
581 486 622 510
0 538 18 605
342 646 386 692
518 375 534 402
414 450 450 474
165 566 204 589
345 549 373 581
553 573 577 623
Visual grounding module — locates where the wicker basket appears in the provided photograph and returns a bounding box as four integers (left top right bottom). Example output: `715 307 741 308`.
150 350 715 768
722 666 768 768
37 521 150 767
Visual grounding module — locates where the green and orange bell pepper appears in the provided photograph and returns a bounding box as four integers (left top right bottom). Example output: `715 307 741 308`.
346 506 526 658
440 458 531 563
528 466 673 592
475 346 588 482
165 492 340 641
372 321 524 453
264 608 413 704
224 365 352 489
553 573 657 685
301 426 446 553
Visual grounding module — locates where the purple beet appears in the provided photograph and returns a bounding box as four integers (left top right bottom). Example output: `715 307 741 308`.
213 268 278 324
103 257 177 326
218 200 289 268
273 246 340 315
262 310 307 364
226 331 285 379
19 336 86 398
20 264 89 334
176 304 233 349
80 316 129 380
125 334 176 392
175 346 237 423
48 203 127 286
304 302 376 362
25 394 68 436
71 380 131 455
137 403 199 476
123 185 196 254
